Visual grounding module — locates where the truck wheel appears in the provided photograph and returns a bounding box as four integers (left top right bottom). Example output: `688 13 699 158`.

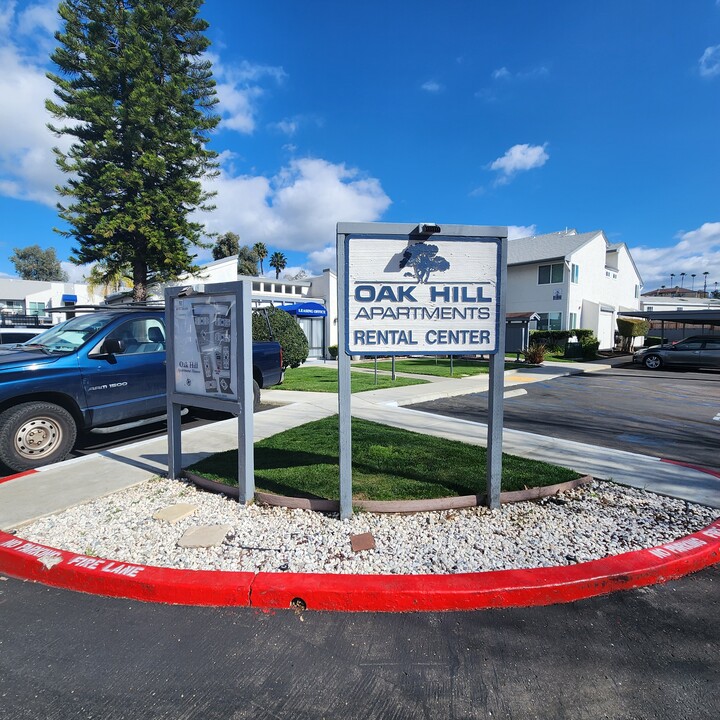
0 402 77 472
253 380 261 413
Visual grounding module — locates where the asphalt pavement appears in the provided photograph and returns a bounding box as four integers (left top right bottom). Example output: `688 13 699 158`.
411 358 720 471
1 565 717 719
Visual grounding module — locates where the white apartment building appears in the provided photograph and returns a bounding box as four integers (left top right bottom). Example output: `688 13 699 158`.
506 229 643 349
0 278 97 326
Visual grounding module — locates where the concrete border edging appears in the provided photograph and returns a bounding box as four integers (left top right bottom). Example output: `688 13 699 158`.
1 519 718 612
182 471 594 513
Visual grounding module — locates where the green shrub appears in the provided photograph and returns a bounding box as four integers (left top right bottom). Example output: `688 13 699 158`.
530 330 570 352
572 328 595 342
616 317 651 352
580 335 600 359
328 344 338 359
252 306 309 369
522 343 546 364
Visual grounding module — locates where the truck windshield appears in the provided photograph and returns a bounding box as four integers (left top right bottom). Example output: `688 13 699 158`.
20 313 116 353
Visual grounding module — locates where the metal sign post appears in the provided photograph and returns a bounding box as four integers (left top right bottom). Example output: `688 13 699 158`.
336 233 353 519
165 280 255 503
336 222 508 517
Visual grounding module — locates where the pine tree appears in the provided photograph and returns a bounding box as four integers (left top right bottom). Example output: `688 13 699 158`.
46 0 220 301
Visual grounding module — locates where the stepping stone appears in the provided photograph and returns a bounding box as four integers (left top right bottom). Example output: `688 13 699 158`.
350 532 376 553
177 524 232 548
153 504 198 524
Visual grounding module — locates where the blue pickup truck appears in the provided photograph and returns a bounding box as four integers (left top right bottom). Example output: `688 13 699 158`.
0 307 284 472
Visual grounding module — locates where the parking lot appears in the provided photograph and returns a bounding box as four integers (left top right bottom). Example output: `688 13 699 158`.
412 359 720 471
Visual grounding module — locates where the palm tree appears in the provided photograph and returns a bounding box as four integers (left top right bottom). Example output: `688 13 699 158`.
680 272 686 288
85 263 133 299
269 251 287 279
253 242 268 275
691 273 696 291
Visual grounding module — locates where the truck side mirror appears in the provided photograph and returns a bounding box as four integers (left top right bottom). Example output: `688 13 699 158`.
101 338 123 355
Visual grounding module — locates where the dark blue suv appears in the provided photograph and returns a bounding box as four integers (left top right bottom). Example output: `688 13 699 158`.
0 308 283 472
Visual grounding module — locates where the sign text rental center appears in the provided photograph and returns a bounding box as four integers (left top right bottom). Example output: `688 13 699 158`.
345 230 503 355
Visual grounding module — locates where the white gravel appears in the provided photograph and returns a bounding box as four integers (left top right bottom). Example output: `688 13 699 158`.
17 477 719 575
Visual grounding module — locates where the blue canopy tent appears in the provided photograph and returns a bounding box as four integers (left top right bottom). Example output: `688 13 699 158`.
278 302 328 318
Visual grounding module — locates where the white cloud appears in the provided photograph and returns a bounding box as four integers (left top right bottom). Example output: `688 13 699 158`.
271 118 299 136
421 80 443 93
61 260 91 283
492 67 511 80
17 1 59 38
699 45 720 78
494 65 548 81
202 157 391 262
489 143 549 184
208 53 287 134
507 224 537 240
0 40 68 206
630 222 720 290
307 245 337 273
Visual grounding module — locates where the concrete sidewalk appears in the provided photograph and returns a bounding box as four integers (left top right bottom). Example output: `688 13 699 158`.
1 360 718 531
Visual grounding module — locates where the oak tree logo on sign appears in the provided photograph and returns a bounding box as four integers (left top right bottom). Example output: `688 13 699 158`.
399 242 450 284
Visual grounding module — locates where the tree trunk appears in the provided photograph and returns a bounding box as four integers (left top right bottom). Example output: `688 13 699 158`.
133 260 148 302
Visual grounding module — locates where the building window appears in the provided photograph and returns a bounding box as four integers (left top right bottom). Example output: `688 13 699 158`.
634 284 640 299
0 300 25 312
571 264 579 284
538 263 564 284
569 312 578 329
536 312 562 331
28 301 46 318
646 306 654 311
605 269 617 279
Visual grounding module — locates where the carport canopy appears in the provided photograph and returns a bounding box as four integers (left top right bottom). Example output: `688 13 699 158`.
618 309 720 326
618 309 720 339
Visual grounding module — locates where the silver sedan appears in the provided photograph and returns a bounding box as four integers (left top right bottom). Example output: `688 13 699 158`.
633 335 720 370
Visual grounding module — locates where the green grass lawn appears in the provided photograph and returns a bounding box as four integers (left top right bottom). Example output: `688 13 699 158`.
276 365 428 393
543 351 599 363
353 357 526 377
187 416 581 501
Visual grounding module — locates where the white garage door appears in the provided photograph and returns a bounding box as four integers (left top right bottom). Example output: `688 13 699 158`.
598 311 615 350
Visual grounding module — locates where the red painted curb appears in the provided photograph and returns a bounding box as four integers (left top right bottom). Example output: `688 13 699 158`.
660 458 720 479
0 469 38 485
0 532 253 606
1 520 719 611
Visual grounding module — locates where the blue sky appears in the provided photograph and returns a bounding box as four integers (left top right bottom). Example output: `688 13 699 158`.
1 0 719 293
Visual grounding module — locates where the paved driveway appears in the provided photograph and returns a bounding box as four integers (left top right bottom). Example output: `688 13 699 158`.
411 360 720 471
